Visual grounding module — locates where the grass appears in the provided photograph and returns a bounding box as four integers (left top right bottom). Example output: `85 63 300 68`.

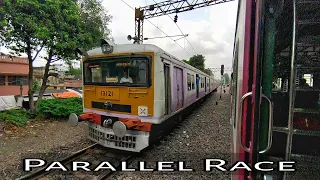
0 97 83 126
0 109 31 126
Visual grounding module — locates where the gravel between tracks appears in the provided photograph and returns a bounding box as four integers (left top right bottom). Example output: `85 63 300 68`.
0 120 93 180
112 87 232 180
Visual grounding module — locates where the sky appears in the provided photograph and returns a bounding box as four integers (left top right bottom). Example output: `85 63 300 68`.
103 0 238 78
0 0 238 79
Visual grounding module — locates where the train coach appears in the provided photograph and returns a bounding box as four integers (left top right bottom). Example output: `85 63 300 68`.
68 40 219 152
230 0 320 179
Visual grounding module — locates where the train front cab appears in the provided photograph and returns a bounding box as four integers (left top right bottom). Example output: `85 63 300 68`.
74 50 156 153
231 0 320 180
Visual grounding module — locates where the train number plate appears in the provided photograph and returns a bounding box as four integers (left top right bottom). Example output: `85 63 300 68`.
96 87 120 100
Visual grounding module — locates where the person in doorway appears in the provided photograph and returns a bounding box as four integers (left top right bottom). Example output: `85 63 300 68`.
120 70 133 83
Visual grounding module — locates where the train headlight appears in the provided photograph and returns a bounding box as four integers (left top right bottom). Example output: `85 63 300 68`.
68 113 79 126
112 121 127 138
101 44 113 54
100 39 113 54
103 118 113 127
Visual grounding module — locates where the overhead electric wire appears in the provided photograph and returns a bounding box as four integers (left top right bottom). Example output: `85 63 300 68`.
120 0 191 56
144 34 188 40
152 0 197 55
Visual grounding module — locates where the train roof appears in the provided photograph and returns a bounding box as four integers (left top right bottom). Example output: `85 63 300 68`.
87 43 215 79
87 43 165 56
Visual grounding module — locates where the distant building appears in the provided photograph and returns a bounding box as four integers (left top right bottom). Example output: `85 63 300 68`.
64 79 82 89
33 66 82 90
51 63 69 75
0 53 29 96
33 66 61 88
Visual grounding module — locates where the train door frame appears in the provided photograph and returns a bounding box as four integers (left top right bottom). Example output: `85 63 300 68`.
174 66 184 110
196 74 199 98
163 62 171 115
230 0 268 179
205 77 207 93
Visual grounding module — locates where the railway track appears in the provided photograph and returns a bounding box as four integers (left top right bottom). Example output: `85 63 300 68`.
16 93 218 180
16 115 195 180
17 143 135 180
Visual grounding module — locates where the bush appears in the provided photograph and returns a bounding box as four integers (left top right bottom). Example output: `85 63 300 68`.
0 109 30 126
36 97 83 119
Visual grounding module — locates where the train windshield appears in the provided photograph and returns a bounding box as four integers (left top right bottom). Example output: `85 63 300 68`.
83 56 150 87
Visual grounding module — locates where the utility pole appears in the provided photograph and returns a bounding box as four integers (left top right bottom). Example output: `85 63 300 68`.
131 0 235 44
20 84 23 97
220 64 224 99
215 64 224 105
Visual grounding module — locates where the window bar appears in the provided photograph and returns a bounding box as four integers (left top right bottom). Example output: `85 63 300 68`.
284 0 297 179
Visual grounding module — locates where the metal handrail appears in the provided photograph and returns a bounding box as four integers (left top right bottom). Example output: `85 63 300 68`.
237 92 252 152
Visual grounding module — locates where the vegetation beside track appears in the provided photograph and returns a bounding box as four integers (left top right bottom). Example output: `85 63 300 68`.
0 97 83 126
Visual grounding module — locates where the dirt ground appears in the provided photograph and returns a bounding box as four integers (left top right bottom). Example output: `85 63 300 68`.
0 119 93 179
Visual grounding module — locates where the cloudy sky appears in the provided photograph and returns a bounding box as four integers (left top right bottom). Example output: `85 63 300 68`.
0 0 238 78
103 0 238 78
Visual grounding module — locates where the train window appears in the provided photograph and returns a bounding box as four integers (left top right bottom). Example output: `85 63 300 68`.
84 64 101 83
302 74 313 87
201 77 203 88
202 77 204 88
191 74 195 90
187 73 192 91
203 77 205 88
202 78 205 88
0 75 5 85
83 56 150 87
273 78 282 91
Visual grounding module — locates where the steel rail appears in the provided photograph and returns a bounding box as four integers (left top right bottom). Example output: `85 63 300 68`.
17 143 99 180
97 155 135 180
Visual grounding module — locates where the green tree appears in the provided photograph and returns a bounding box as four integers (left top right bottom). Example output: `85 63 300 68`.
0 0 112 113
32 79 40 92
0 0 52 112
189 54 205 71
70 67 82 79
184 55 212 76
224 73 230 84
35 0 112 107
35 0 84 108
183 59 190 64
204 68 213 76
77 0 113 47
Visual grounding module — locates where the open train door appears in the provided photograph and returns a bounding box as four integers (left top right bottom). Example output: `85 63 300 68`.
230 0 272 180
196 74 199 98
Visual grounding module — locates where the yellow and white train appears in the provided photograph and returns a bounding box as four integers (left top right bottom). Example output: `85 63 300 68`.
69 40 219 152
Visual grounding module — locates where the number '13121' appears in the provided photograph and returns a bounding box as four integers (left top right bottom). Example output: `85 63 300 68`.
101 91 113 96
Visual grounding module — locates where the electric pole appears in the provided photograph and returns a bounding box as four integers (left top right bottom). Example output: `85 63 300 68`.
131 0 235 44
